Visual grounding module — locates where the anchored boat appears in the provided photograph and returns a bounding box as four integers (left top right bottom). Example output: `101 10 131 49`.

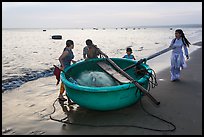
51 35 62 39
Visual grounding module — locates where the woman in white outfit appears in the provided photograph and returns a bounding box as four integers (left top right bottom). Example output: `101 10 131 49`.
169 29 191 81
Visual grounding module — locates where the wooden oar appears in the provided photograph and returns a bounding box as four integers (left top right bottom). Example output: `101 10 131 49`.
105 58 160 105
97 61 131 84
123 46 175 71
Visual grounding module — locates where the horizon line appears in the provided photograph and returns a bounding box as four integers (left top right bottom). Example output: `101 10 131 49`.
2 24 202 29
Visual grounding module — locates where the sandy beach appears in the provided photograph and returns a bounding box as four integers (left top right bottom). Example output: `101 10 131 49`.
2 42 202 135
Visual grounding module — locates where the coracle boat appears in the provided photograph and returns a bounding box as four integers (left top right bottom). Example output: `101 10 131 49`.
60 58 152 111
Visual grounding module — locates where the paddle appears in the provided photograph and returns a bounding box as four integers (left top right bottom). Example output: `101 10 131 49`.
123 46 175 71
97 48 160 105
105 58 160 105
102 46 175 105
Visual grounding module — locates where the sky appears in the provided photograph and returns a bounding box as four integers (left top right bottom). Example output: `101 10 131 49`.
2 2 202 28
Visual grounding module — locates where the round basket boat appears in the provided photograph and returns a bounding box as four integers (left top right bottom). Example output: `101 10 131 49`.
60 58 152 111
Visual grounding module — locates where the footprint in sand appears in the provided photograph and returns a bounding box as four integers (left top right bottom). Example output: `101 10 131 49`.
29 130 45 135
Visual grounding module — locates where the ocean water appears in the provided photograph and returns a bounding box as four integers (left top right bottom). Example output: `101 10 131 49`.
2 27 202 91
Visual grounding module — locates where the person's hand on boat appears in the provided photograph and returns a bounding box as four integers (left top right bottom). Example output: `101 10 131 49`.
102 54 108 58
84 57 89 61
105 55 109 58
186 55 189 60
60 66 65 70
72 60 77 64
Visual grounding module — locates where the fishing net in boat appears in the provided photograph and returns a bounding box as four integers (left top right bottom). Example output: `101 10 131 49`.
75 71 120 87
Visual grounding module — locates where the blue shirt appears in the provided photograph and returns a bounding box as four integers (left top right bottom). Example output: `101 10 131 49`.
123 54 135 60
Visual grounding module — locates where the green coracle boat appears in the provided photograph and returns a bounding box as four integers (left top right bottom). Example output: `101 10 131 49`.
60 58 152 111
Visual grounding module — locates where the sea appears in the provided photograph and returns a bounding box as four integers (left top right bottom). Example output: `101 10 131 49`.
2 27 202 92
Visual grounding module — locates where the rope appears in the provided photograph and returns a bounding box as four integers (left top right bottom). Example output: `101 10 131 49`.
138 92 176 132
133 67 158 92
49 95 176 132
49 98 69 123
146 68 158 90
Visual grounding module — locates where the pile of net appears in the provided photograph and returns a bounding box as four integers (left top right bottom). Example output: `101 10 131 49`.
75 71 120 87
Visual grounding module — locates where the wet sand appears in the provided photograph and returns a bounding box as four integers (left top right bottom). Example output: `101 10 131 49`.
2 42 202 135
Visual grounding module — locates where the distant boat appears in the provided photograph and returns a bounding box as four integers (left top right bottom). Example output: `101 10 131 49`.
133 28 135 30
125 28 128 30
170 28 173 30
43 30 46 31
138 46 144 51
81 28 84 30
103 28 106 30
52 35 62 39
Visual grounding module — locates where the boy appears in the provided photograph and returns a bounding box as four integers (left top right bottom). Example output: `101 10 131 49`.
123 47 136 60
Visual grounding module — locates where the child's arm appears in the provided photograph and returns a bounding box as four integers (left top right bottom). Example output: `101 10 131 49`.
71 60 77 64
133 55 136 60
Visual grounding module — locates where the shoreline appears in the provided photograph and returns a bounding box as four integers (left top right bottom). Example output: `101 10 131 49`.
2 41 201 93
2 42 202 135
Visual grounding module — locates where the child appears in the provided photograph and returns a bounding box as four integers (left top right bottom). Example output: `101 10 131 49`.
123 47 136 60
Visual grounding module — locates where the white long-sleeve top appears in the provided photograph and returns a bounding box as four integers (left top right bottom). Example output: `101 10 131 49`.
170 38 189 56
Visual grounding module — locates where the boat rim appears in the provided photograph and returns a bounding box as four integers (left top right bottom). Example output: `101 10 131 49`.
60 58 151 93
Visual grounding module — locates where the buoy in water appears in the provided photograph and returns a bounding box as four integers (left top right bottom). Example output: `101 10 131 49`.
52 35 62 39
